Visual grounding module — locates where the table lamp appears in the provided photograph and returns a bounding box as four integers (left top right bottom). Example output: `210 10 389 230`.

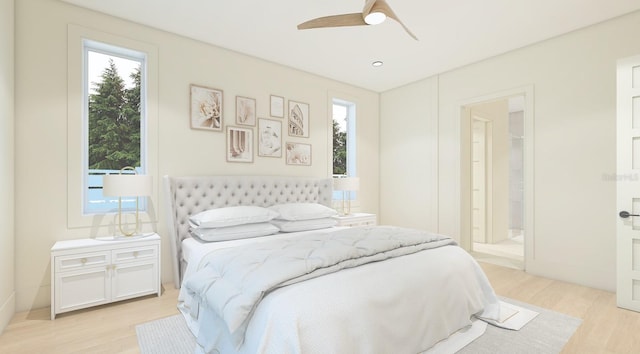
333 177 360 215
102 167 152 236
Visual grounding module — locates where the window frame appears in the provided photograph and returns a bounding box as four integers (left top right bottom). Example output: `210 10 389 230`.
330 95 358 205
82 40 148 215
332 98 357 178
67 25 158 230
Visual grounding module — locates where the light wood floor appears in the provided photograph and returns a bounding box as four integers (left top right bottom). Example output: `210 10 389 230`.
2 262 640 353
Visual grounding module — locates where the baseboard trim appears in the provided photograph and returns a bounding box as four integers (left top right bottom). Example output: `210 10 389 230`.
0 291 16 335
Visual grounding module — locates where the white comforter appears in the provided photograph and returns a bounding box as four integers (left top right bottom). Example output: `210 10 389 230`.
178 226 500 354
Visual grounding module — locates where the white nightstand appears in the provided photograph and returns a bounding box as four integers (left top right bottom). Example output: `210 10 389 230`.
332 213 377 227
50 233 161 320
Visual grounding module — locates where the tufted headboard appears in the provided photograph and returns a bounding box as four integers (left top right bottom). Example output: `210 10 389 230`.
163 175 333 287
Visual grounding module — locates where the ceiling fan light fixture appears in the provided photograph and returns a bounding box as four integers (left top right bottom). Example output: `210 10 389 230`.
297 0 417 40
364 11 386 25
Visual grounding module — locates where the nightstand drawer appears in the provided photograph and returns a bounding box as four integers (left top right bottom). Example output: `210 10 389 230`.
332 213 377 227
113 245 157 263
55 251 110 272
51 234 162 319
345 219 376 227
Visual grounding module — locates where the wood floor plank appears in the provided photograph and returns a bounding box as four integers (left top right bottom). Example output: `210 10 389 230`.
1 263 640 353
479 262 640 354
0 285 180 353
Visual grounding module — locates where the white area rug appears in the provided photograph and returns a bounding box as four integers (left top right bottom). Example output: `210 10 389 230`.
456 297 582 353
428 299 541 353
136 297 581 354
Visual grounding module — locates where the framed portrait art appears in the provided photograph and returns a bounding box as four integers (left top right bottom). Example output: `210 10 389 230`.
190 84 223 131
226 126 253 163
236 96 256 126
288 100 309 138
285 142 311 166
270 95 284 118
258 118 282 158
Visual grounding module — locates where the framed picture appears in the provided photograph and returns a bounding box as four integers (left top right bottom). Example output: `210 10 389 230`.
270 95 284 118
190 84 223 131
226 126 253 163
288 100 310 138
258 118 282 158
286 142 311 166
236 96 256 126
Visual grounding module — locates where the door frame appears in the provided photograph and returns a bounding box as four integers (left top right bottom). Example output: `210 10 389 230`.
458 85 535 269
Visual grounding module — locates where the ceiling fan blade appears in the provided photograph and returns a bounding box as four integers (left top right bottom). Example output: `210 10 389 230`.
362 0 378 16
376 0 419 40
297 13 367 30
387 14 418 40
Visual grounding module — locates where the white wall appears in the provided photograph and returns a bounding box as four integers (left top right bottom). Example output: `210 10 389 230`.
0 0 15 334
380 77 439 231
381 10 640 291
14 0 379 311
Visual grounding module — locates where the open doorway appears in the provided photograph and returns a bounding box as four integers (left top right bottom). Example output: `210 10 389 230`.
465 95 525 270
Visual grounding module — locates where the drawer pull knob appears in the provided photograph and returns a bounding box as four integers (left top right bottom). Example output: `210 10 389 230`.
133 251 139 257
80 258 87 264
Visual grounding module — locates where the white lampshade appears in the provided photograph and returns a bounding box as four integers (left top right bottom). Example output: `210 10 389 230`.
333 177 360 192
103 174 152 197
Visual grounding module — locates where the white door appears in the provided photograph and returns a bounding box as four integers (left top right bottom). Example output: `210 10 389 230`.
616 54 640 312
472 119 487 243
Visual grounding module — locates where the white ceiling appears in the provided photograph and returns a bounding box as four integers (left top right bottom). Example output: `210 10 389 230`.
60 0 640 92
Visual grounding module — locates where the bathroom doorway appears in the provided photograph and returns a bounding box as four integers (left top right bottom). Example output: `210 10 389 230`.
464 95 526 269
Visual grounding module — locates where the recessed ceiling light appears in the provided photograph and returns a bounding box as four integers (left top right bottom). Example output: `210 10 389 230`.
372 61 384 67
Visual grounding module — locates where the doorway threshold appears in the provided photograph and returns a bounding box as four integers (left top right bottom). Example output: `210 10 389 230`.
471 251 524 270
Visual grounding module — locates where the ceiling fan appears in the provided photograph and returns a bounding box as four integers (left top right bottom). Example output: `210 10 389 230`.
297 0 418 40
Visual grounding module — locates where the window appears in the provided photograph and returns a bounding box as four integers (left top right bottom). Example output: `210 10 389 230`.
83 40 147 214
332 98 357 200
68 25 157 228
332 98 356 176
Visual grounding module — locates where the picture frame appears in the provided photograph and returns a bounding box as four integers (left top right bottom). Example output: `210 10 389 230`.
258 118 282 158
226 126 253 163
270 95 284 118
288 100 310 138
285 142 311 166
190 84 223 131
236 96 256 126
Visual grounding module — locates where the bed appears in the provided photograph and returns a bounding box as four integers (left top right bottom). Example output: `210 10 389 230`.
164 175 505 354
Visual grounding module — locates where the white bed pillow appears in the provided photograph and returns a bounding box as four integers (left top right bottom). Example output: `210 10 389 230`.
268 203 338 221
270 218 338 232
189 206 279 228
190 222 279 242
